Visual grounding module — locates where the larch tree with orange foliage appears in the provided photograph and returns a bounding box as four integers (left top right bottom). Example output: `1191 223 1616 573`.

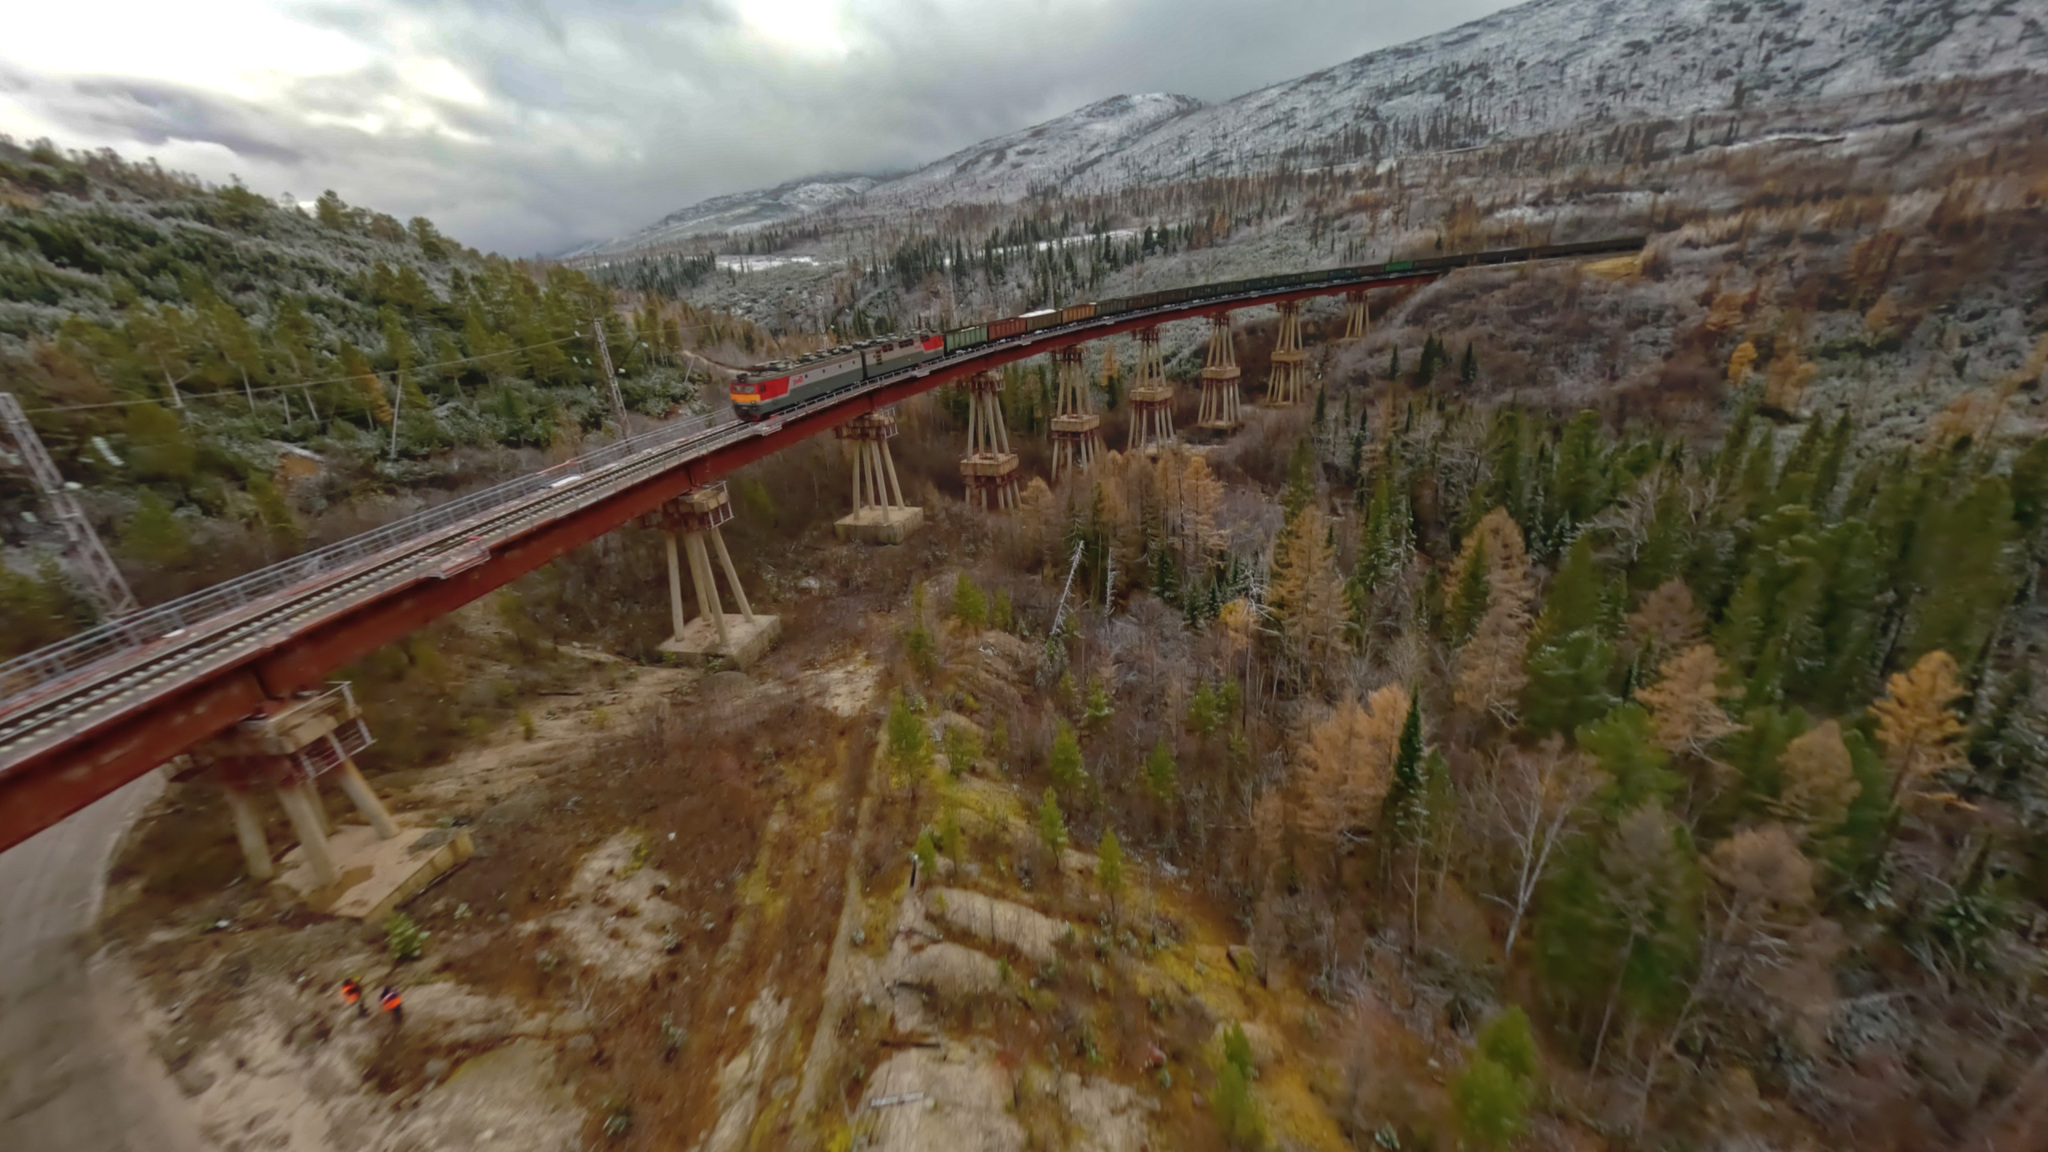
1627 578 1706 670
1452 509 1534 724
1295 683 1410 869
1636 644 1745 761
1772 720 1862 839
1269 505 1350 684
1871 650 1968 805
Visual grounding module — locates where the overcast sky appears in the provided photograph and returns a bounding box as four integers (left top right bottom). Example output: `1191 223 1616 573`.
1 0 1512 255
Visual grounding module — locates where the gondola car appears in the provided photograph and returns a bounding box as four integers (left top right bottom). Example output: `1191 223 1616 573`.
729 332 945 420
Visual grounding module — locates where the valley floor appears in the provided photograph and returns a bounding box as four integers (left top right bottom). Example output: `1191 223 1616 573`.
50 517 1353 1152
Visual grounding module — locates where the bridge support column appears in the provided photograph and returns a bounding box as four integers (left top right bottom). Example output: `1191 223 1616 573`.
1197 314 1242 435
645 484 780 667
276 777 340 888
185 684 468 915
1049 347 1102 481
223 783 273 882
961 371 1020 512
1341 290 1370 342
833 410 923 544
1127 326 1175 453
1264 301 1307 406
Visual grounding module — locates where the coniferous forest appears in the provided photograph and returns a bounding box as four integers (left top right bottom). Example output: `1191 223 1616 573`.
6 70 2048 1151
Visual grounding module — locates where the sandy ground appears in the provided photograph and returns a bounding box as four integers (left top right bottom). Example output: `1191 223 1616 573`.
0 774 203 1152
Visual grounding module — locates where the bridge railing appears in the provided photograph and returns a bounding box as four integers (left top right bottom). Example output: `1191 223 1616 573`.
0 410 730 705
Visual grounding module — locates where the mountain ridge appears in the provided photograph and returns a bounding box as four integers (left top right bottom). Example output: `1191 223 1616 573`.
582 0 2047 255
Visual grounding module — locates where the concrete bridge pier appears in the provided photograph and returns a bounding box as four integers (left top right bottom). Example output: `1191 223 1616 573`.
1127 326 1174 453
1264 301 1307 406
960 371 1020 512
184 685 467 916
833 409 922 544
1197 313 1243 434
645 484 781 667
1341 290 1370 341
1049 346 1102 480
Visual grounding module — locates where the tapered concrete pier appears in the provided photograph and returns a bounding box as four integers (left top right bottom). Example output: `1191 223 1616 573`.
834 409 923 544
645 483 781 667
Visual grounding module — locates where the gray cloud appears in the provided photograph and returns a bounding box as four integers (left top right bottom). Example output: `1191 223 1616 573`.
1 0 1511 254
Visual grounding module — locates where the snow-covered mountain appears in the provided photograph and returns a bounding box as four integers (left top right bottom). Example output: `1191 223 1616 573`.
1078 0 2046 190
566 173 881 257
863 93 1205 208
586 0 2045 254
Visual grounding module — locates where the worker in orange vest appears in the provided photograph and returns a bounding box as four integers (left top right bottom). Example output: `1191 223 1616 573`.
379 985 403 1025
339 978 366 1017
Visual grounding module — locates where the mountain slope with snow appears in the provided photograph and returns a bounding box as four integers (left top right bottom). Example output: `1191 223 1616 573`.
568 173 881 257
587 0 2045 254
863 93 1205 208
1078 0 2047 189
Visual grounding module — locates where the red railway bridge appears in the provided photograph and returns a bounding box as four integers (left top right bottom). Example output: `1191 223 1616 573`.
0 238 1642 854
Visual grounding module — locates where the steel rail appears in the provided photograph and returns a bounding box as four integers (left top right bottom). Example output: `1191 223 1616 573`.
0 238 1642 852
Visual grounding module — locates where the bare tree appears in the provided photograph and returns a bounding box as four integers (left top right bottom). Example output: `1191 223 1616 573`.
1484 736 1598 959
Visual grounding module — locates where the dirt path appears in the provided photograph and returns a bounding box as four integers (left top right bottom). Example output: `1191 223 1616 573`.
0 775 202 1152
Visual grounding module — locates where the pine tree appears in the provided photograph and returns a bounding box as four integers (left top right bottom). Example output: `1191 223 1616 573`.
1533 534 1604 648
1548 411 1609 537
1083 677 1114 731
1380 692 1428 837
953 572 988 629
886 692 931 775
1037 787 1070 857
1522 629 1618 736
1901 475 2015 668
1097 828 1125 918
1459 341 1478 387
1048 720 1086 793
1477 1006 1539 1082
1579 705 1681 815
1453 1057 1530 1151
1143 739 1178 803
1446 537 1492 643
1348 463 1412 638
1536 798 1698 1062
1281 437 1317 522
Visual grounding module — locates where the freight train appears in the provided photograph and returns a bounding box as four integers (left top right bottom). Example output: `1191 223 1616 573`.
727 236 1644 421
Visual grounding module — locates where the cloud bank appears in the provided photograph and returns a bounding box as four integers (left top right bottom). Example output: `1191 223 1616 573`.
0 0 1511 254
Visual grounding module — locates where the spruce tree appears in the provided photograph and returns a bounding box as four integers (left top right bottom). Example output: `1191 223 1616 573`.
1447 537 1492 643
1143 739 1178 803
1533 535 1604 648
1523 629 1618 736
1048 720 1085 793
1460 341 1478 387
1037 787 1070 856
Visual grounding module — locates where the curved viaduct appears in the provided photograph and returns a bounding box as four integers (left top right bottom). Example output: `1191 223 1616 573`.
0 238 1642 853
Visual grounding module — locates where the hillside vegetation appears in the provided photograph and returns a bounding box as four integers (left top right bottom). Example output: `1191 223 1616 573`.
0 137 791 652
